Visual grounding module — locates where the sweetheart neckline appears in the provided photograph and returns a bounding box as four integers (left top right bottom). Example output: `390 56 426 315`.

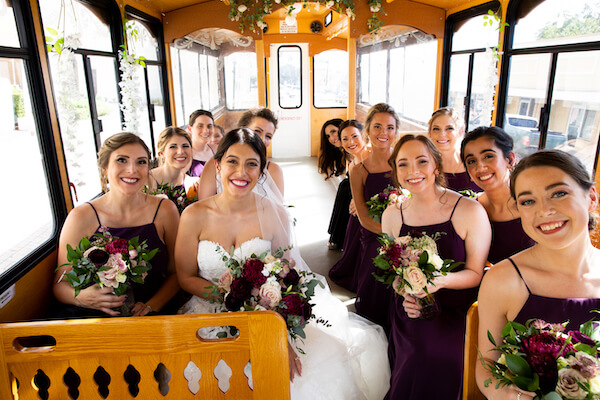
198 237 269 253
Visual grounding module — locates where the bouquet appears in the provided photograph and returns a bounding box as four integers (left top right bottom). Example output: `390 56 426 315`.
145 183 195 214
366 185 410 223
372 231 459 319
483 317 600 399
211 246 326 347
57 228 157 314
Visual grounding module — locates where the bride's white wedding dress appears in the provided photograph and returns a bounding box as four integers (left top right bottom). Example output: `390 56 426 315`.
179 237 390 400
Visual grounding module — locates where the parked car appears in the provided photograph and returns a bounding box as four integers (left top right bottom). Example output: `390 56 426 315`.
503 113 567 156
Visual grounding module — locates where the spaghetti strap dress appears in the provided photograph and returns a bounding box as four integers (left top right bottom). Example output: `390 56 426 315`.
354 164 394 330
488 219 535 265
329 212 361 292
509 258 600 329
327 173 352 249
444 171 481 193
54 200 170 318
188 147 215 177
386 197 477 400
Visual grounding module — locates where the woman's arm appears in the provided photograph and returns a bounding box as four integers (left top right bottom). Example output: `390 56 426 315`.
427 198 491 293
196 158 218 201
175 204 220 300
476 261 534 399
267 162 285 196
349 163 381 234
132 199 181 316
54 205 126 316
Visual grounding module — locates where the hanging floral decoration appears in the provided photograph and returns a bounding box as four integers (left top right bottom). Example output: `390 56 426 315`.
222 0 391 34
118 19 147 134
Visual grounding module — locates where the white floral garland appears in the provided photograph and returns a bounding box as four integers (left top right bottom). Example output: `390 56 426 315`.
118 50 144 134
480 47 499 127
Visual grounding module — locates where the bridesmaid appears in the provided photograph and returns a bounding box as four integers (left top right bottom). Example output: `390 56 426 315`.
428 107 481 192
461 126 535 264
329 120 369 291
477 150 600 399
54 132 180 317
210 124 225 148
351 103 398 330
149 126 192 192
317 118 345 181
187 109 216 177
382 134 490 400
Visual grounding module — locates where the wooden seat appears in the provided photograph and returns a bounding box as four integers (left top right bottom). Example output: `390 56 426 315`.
463 302 485 400
0 311 290 399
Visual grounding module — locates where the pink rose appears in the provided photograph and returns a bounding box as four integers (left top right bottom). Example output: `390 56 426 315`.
556 368 587 399
129 249 138 259
258 282 282 309
403 266 427 294
98 267 119 288
218 270 233 291
394 236 411 247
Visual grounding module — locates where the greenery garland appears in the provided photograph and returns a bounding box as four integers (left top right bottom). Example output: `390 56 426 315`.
222 0 389 34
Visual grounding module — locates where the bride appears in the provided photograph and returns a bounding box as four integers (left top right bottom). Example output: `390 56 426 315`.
175 128 390 400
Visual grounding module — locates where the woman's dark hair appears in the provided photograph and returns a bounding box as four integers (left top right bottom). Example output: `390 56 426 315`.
510 149 596 230
188 109 214 127
97 132 150 192
238 108 278 130
318 118 345 178
460 126 514 164
388 134 446 188
214 128 267 173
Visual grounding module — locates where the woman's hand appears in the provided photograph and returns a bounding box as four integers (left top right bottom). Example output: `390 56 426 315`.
131 302 153 316
402 294 422 319
349 199 357 216
488 386 536 400
287 342 302 382
410 275 447 298
75 285 126 316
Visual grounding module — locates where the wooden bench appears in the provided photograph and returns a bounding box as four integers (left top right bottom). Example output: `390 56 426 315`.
0 311 290 399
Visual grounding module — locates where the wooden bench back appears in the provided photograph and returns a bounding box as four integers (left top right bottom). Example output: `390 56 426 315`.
0 311 290 399
463 301 485 400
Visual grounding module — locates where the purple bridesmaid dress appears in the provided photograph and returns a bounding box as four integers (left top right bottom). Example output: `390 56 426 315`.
188 159 206 177
510 258 600 330
354 166 394 330
444 171 481 193
488 219 535 264
387 197 476 400
329 214 361 292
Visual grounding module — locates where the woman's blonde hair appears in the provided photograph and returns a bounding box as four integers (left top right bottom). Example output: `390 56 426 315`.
427 107 464 135
363 103 399 141
156 126 192 166
97 132 150 192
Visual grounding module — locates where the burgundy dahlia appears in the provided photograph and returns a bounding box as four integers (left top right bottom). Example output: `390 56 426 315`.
243 258 267 286
87 249 110 266
386 244 403 268
230 278 252 301
526 352 558 393
378 192 389 202
280 293 304 318
522 332 574 358
283 269 300 287
105 238 129 255
224 293 244 311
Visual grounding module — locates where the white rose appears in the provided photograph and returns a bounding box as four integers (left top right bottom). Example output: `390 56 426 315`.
403 266 427 294
115 272 127 283
428 252 444 271
589 375 600 394
237 4 247 12
388 193 398 203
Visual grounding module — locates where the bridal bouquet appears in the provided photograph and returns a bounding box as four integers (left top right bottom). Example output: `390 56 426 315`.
483 317 600 399
366 185 410 223
212 247 325 344
144 183 195 214
58 228 156 301
372 231 459 319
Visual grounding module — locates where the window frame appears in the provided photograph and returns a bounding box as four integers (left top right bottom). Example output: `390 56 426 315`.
0 0 68 294
277 45 303 110
496 0 600 177
441 0 501 133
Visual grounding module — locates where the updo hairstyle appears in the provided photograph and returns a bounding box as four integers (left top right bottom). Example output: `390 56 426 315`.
97 132 151 192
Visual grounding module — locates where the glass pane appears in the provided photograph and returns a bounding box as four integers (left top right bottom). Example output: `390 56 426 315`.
513 0 600 49
127 20 159 61
504 53 551 159
469 51 496 129
133 66 152 152
49 52 102 204
389 40 437 125
278 46 302 109
89 56 121 146
368 49 387 106
224 52 258 110
169 46 185 125
178 48 202 118
0 1 20 47
452 14 500 52
40 0 112 52
207 55 220 109
359 53 370 104
447 54 469 120
0 59 54 274
147 65 166 150
314 49 348 108
548 51 600 175
199 54 210 108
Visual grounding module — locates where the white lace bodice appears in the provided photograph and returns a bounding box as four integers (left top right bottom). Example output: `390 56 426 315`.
196 238 271 282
